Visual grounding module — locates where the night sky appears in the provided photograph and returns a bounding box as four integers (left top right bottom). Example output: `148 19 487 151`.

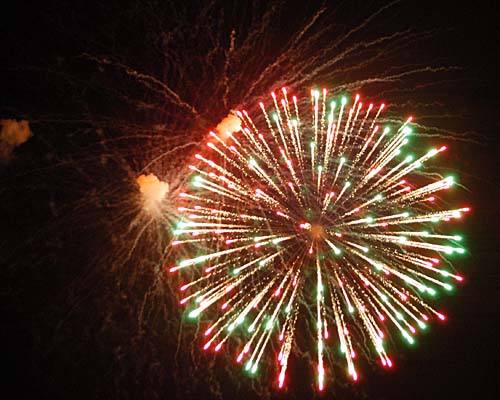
1 1 500 399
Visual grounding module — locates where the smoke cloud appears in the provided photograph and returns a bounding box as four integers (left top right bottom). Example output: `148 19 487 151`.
215 114 241 136
0 119 32 163
136 173 169 212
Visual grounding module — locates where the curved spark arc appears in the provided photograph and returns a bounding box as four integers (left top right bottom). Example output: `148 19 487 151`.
172 87 468 391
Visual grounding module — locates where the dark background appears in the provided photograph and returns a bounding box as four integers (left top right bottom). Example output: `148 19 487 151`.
1 1 499 399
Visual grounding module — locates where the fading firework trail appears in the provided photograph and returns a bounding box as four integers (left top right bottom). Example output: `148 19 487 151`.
170 87 469 391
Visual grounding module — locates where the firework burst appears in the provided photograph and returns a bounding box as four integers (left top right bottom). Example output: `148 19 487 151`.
170 87 469 391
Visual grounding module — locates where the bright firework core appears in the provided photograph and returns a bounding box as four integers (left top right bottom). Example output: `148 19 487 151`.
299 222 329 249
305 223 326 241
171 87 469 392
